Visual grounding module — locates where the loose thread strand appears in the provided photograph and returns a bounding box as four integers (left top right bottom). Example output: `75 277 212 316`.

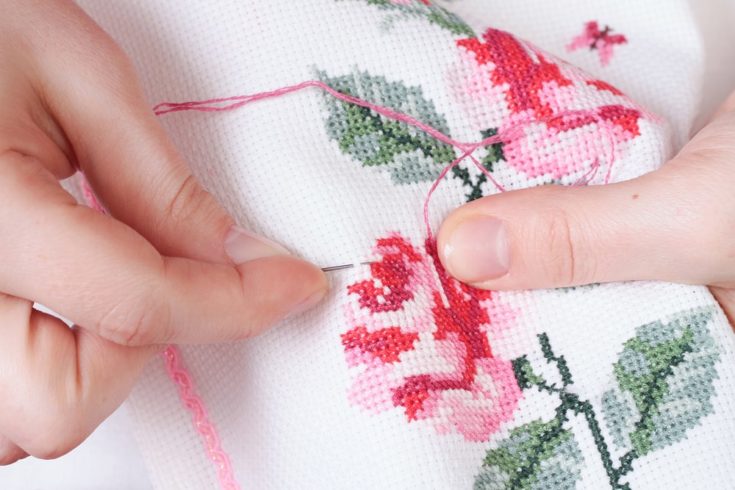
77 179 241 490
155 80 619 244
146 78 621 489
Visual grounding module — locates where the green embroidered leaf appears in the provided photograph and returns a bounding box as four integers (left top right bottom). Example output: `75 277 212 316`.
343 0 475 36
423 8 476 36
317 69 456 184
511 356 545 390
474 419 583 490
602 307 720 457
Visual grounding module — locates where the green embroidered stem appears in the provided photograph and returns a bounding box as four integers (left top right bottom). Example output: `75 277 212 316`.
451 128 504 202
614 450 638 482
493 311 719 489
516 334 637 489
569 395 627 489
538 332 573 386
451 165 485 202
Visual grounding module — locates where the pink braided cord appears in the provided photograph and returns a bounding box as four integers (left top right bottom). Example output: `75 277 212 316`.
163 346 241 490
75 78 619 490
78 177 241 490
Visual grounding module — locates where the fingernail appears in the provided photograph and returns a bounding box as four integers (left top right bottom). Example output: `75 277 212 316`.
443 216 509 283
288 288 328 317
224 226 290 264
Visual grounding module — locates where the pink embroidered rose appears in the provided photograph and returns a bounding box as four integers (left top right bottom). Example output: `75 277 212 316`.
449 28 645 182
342 234 521 442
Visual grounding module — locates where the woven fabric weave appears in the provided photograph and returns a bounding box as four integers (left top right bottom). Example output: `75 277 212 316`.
75 1 735 488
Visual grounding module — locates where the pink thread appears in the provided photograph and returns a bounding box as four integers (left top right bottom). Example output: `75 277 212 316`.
155 80 618 242
163 346 241 490
76 178 241 490
74 79 620 487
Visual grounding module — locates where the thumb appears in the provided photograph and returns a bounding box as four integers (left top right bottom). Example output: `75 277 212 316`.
437 160 726 290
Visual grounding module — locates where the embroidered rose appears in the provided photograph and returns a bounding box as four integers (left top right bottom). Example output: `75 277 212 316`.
342 234 521 442
449 28 644 182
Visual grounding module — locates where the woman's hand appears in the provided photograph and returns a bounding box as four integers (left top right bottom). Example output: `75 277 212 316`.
0 0 327 464
438 91 735 324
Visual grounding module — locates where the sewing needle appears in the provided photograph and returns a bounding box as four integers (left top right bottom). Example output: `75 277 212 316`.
321 262 373 272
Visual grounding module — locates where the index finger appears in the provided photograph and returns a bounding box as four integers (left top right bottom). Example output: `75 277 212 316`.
0 151 327 345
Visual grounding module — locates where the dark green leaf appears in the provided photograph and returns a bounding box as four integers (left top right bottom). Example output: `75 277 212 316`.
317 69 455 184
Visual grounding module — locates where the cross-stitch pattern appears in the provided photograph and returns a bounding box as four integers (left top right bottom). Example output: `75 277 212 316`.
342 234 521 441
342 230 722 489
474 307 720 489
567 21 628 67
318 69 455 185
78 1 735 488
319 27 652 204
450 28 645 182
340 0 475 36
326 7 723 488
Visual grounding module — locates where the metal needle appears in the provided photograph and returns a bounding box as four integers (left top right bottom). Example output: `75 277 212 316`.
321 262 373 272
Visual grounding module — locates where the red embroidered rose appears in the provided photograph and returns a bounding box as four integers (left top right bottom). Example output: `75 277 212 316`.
449 28 650 182
342 234 521 442
346 235 424 313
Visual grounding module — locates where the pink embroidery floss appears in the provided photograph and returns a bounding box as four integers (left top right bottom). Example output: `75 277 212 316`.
77 78 620 490
155 80 619 243
156 80 619 313
163 346 241 490
77 178 241 490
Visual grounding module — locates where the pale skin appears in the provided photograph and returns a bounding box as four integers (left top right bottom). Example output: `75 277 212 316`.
437 99 735 323
0 0 328 464
1 0 733 468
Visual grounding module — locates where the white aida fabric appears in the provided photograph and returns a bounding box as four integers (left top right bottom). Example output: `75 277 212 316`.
74 1 735 489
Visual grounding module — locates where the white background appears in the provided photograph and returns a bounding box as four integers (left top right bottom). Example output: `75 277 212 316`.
1 0 735 488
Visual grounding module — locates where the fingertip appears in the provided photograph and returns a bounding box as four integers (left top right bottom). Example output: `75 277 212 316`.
233 255 329 336
438 212 510 284
224 225 291 264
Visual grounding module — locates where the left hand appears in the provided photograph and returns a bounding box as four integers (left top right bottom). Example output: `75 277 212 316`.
437 90 735 325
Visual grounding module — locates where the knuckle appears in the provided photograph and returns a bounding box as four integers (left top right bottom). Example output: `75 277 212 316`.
96 280 172 346
162 174 203 224
536 208 592 286
160 174 228 231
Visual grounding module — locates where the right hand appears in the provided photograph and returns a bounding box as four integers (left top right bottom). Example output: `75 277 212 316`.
0 0 327 464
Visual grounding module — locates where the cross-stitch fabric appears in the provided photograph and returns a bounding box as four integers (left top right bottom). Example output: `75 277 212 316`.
74 1 735 489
